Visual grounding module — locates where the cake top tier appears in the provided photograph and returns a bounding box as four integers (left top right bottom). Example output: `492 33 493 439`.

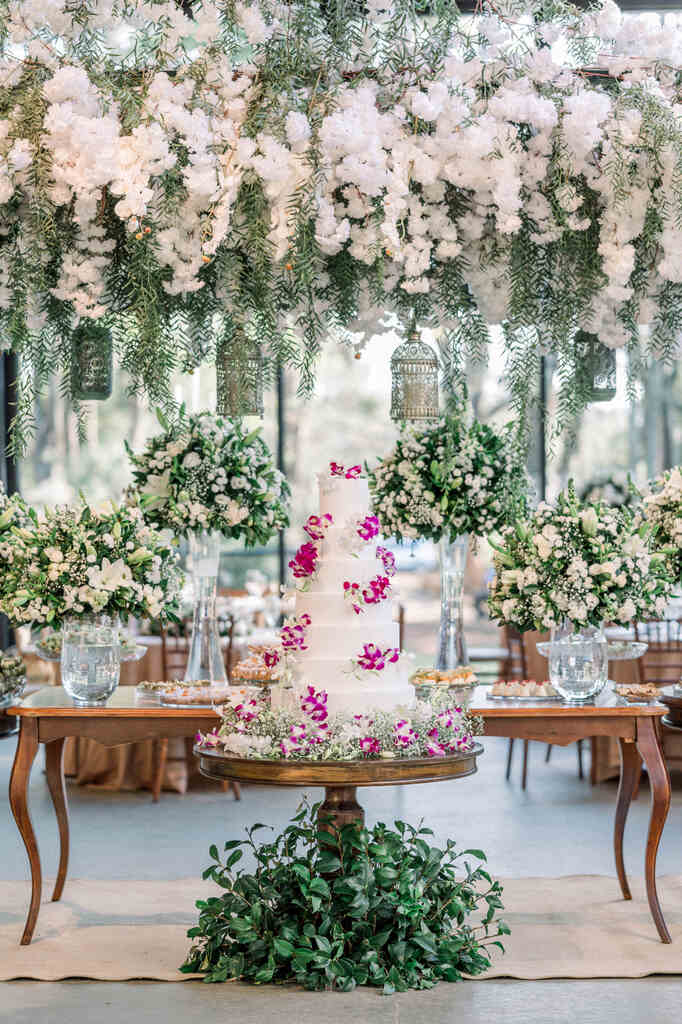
318 463 370 523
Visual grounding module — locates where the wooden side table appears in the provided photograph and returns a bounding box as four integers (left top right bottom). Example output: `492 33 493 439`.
469 688 672 943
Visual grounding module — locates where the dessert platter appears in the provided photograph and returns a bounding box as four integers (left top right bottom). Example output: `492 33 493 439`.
231 648 281 690
612 683 662 704
488 679 561 701
410 666 477 703
135 680 244 708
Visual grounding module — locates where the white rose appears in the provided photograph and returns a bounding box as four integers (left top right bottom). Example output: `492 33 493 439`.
580 508 599 537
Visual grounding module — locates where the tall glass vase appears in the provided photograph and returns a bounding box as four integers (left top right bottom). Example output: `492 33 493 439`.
185 532 227 685
436 535 469 670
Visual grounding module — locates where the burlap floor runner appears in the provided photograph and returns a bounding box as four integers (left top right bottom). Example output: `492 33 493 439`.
0 875 680 981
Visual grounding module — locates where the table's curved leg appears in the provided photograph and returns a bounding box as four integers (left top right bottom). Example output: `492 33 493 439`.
8 719 41 945
636 717 672 944
45 738 69 903
614 738 641 901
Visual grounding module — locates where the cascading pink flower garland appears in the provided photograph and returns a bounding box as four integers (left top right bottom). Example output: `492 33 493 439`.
343 574 391 615
376 545 396 576
263 613 312 668
303 513 333 541
355 642 400 671
288 540 319 579
330 462 362 479
356 514 380 541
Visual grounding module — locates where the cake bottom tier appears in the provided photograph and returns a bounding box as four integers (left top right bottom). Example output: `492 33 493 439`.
274 658 415 715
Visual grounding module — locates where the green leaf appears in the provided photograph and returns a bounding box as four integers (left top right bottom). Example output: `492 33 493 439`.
412 935 438 956
254 967 274 983
317 852 342 873
309 877 330 897
273 938 295 958
226 849 243 869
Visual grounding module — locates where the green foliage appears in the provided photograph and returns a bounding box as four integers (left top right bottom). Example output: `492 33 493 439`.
181 801 508 992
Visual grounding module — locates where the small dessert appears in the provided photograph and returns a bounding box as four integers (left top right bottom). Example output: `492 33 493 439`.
136 680 171 694
614 683 660 702
410 666 478 688
232 648 282 687
490 679 558 698
160 682 233 705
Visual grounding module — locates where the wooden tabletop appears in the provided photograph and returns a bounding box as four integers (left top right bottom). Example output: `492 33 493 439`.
469 686 669 717
6 686 221 718
7 684 670 719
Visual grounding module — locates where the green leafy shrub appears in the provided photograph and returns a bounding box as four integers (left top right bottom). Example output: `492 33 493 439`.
182 802 508 993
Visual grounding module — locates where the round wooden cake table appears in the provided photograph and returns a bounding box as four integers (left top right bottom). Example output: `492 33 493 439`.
196 743 483 829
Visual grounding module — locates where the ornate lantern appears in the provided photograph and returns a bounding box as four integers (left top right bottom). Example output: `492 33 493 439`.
70 323 113 401
574 330 617 403
390 322 439 423
216 330 264 418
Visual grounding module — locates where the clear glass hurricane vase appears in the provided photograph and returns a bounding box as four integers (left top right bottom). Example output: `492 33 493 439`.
436 535 469 671
548 622 608 702
61 614 121 705
185 531 227 685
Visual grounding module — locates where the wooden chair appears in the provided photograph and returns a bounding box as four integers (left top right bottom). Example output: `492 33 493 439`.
151 624 240 802
635 618 682 687
504 627 532 789
633 618 682 780
504 627 584 789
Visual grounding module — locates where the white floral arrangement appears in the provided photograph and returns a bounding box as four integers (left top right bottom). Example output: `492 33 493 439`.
642 467 682 580
487 485 673 633
0 498 184 628
4 1 682 446
196 687 481 761
0 484 29 558
369 414 522 543
126 409 290 542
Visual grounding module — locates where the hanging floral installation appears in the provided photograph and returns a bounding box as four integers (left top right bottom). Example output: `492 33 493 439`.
1 0 682 447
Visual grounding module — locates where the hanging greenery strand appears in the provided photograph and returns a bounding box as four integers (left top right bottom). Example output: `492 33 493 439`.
0 0 682 450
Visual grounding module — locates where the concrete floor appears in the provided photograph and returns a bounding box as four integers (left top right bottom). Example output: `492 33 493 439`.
1 734 681 1022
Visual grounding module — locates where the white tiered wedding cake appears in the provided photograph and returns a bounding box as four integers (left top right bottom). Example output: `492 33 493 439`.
281 462 414 715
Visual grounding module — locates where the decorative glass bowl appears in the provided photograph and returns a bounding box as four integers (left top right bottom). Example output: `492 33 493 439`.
537 640 647 662
36 631 146 663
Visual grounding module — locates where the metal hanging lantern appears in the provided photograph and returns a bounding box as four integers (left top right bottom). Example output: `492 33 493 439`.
574 330 617 403
71 322 113 401
216 331 264 418
390 323 439 423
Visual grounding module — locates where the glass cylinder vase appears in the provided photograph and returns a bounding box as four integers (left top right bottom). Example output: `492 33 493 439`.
548 622 607 702
61 614 121 705
185 531 227 685
436 535 469 671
